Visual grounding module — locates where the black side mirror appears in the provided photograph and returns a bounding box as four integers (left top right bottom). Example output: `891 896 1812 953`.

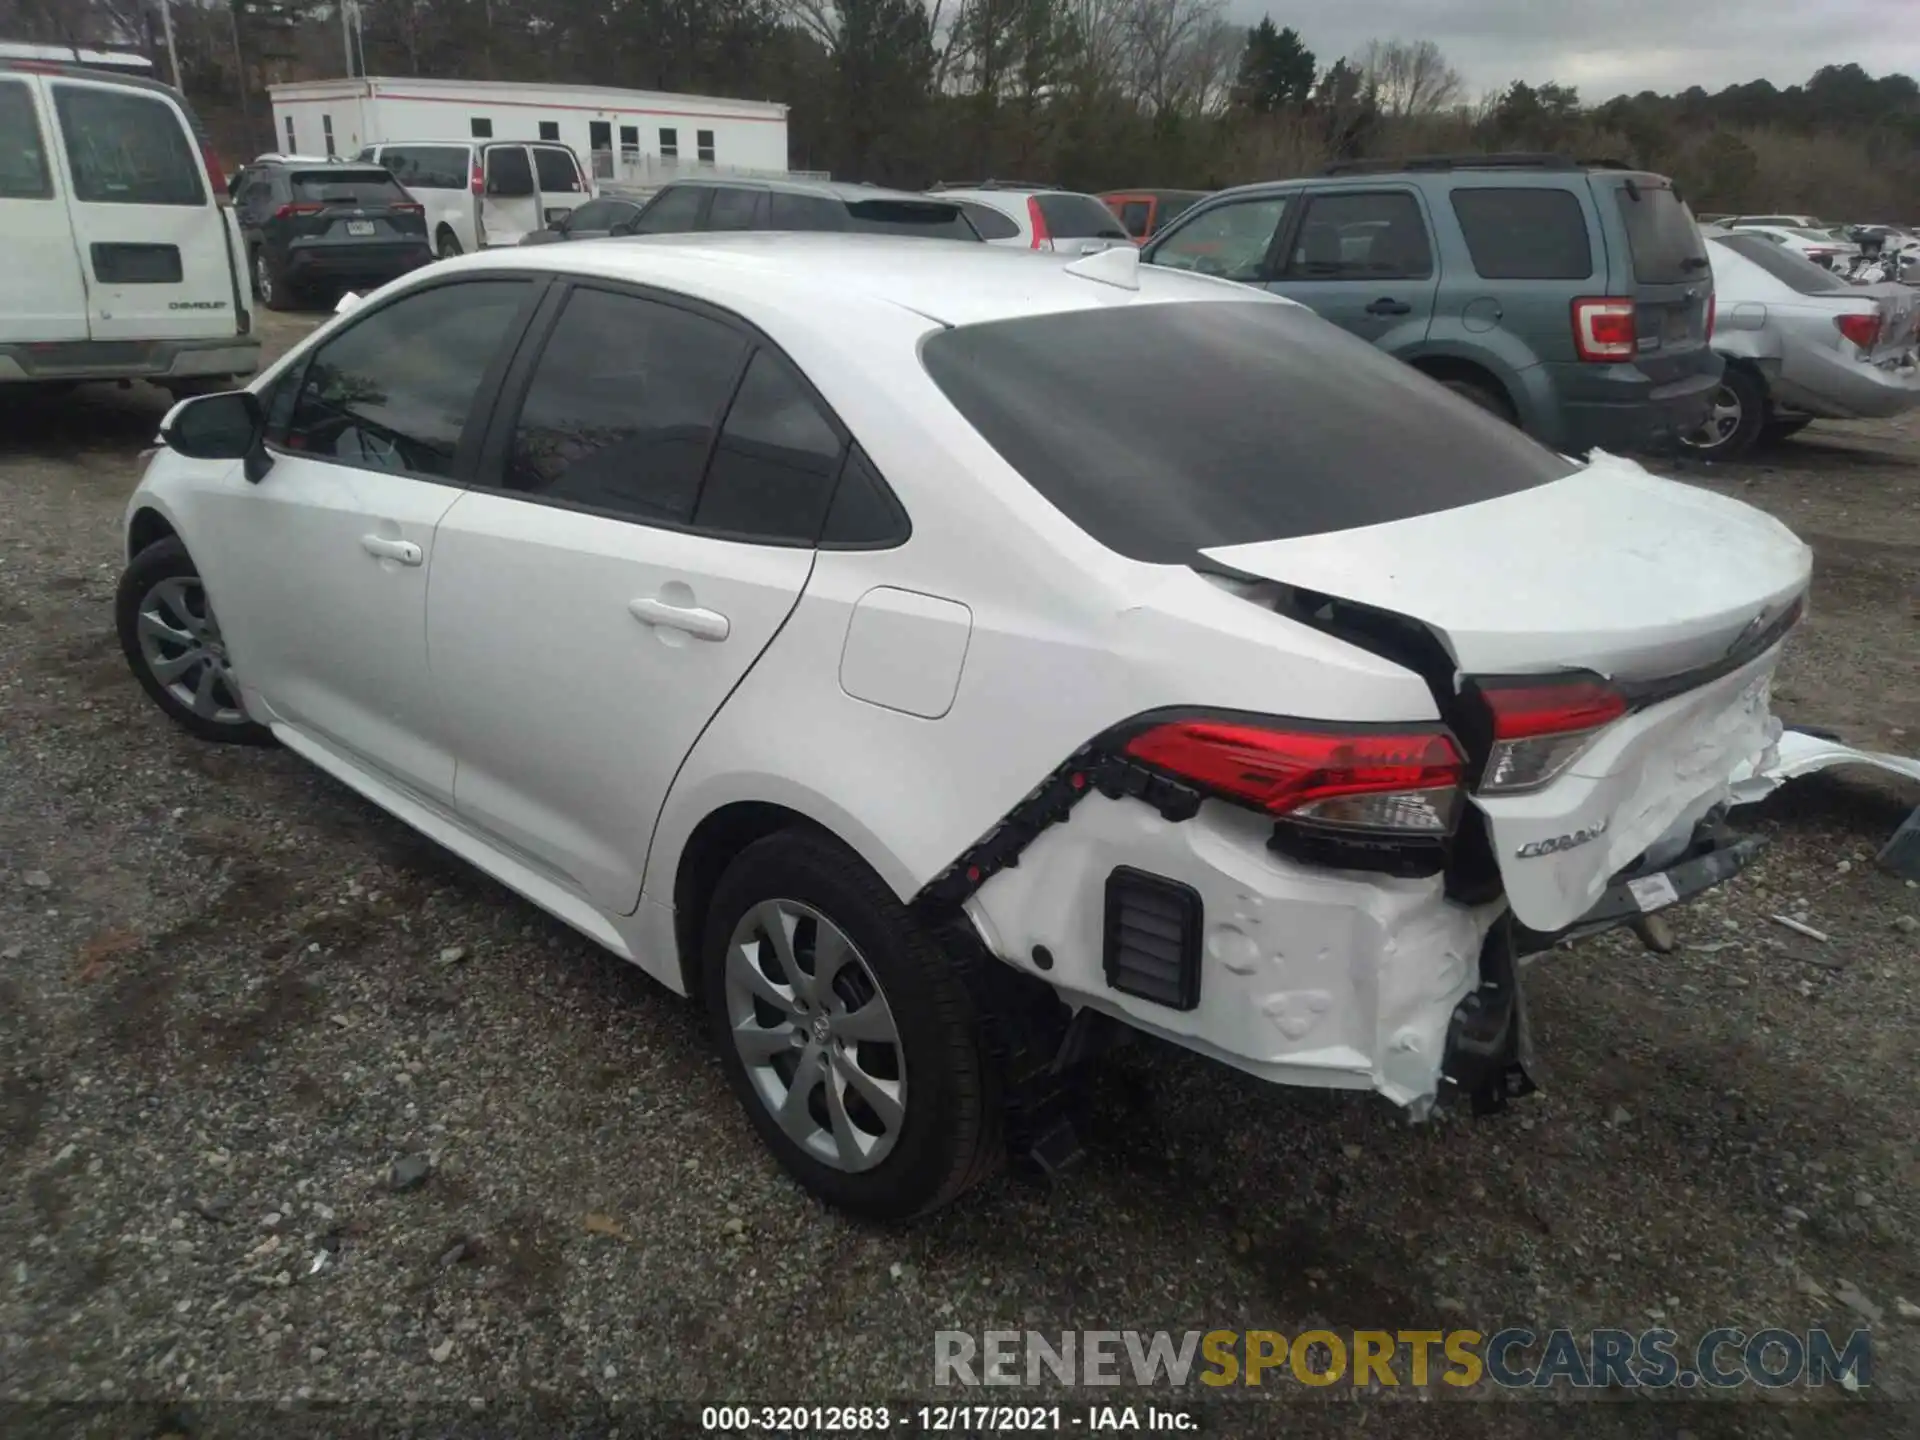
161 390 271 481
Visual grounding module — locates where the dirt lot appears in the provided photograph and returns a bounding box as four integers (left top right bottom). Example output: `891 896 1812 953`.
1 308 1917 1436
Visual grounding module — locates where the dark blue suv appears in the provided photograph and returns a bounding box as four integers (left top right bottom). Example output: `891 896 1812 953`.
1142 154 1721 455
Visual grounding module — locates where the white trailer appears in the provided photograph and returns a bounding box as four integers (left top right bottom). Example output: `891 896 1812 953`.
268 76 792 185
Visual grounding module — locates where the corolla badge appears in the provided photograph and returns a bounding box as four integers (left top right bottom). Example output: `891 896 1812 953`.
1516 819 1609 859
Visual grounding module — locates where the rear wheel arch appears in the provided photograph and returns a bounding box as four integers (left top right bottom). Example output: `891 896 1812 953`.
672 801 842 998
1408 355 1519 423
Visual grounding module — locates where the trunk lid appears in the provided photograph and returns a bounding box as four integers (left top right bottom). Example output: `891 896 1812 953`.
1201 456 1812 931
1844 283 1919 361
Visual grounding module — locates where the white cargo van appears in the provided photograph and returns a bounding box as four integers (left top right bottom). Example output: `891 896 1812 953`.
354 139 591 254
0 57 257 394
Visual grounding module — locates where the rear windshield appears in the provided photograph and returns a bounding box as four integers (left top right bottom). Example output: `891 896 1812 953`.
921 301 1575 564
291 171 407 204
1037 192 1129 241
379 145 468 190
1712 233 1850 294
844 199 977 240
1614 183 1709 284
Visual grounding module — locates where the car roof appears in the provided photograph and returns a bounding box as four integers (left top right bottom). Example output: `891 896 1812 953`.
659 177 945 206
435 231 1283 328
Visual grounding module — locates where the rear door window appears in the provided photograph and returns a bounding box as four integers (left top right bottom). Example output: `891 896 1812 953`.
921 301 1572 564
503 288 748 524
532 145 583 193
1450 188 1593 279
290 171 407 205
53 82 204 206
1286 191 1432 279
381 145 468 189
485 145 533 194
706 186 765 232
1712 233 1851 294
1614 183 1709 283
1036 192 1128 241
955 199 1019 240
0 77 52 199
631 184 707 234
768 191 845 231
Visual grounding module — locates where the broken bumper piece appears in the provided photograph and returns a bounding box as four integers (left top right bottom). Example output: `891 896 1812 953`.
1440 816 1766 1115
1731 727 1920 879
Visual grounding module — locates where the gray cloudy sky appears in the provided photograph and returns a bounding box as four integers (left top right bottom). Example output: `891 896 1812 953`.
1226 0 1920 102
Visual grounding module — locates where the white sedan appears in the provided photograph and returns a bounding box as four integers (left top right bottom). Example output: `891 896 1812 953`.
118 235 1811 1218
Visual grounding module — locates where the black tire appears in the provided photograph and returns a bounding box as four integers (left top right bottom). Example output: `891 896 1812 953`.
1678 366 1767 461
255 247 295 312
1762 416 1814 444
1439 376 1517 425
116 536 275 747
436 227 463 259
702 829 1000 1220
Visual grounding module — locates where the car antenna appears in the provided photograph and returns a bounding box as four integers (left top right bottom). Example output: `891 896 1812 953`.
1063 244 1139 291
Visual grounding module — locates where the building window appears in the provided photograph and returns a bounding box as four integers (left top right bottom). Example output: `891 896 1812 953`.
618 124 638 161
470 117 492 138
282 114 295 152
659 127 677 160
696 129 715 163
538 120 559 141
321 114 334 156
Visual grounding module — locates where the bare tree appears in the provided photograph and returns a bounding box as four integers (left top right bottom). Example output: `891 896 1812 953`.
1123 0 1224 118
1359 37 1463 118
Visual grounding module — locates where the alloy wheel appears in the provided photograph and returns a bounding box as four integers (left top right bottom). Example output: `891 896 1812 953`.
254 252 274 307
135 575 247 726
723 899 906 1173
1683 383 1743 451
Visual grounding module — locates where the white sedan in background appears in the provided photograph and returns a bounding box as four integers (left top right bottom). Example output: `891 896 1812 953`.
119 236 1809 1218
1728 223 1860 271
1684 225 1920 459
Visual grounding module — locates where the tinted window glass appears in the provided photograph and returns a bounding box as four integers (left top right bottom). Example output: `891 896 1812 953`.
0 79 52 199
694 351 845 541
844 199 975 240
1288 191 1431 279
1615 184 1708 283
707 186 763 231
822 444 910 548
1036 193 1128 240
1449 188 1593 280
1150 197 1287 282
290 170 407 205
631 184 705 234
532 146 582 192
486 146 532 194
470 118 492 138
567 198 635 231
769 190 845 231
1712 233 1851 294
283 280 528 477
957 200 1020 240
507 289 748 524
381 145 467 190
922 302 1573 564
1116 200 1151 237
538 121 559 141
53 83 203 206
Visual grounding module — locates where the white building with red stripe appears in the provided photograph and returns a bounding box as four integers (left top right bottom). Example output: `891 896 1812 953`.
268 76 793 187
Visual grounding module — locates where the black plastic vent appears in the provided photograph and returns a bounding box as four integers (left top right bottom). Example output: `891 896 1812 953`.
1103 867 1202 1011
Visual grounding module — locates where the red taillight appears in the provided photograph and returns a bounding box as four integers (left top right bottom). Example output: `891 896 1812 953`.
200 141 228 204
1122 721 1465 835
1026 196 1051 250
1572 298 1637 361
1706 293 1716 340
1477 676 1627 793
273 202 325 220
470 164 485 195
1835 312 1882 349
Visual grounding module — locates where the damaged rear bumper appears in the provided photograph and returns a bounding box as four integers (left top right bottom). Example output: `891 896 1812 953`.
1440 816 1766 1112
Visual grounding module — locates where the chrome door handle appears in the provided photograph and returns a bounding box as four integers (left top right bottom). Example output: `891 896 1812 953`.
629 597 730 641
360 534 422 566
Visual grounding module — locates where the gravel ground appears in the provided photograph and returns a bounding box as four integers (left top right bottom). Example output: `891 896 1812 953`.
2 310 1917 1437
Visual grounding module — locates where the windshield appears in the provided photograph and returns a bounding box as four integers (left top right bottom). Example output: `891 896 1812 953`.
921 301 1574 564
1713 234 1851 293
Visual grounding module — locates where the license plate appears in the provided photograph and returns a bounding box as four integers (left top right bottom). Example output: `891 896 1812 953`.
347 219 375 236
1662 307 1692 343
